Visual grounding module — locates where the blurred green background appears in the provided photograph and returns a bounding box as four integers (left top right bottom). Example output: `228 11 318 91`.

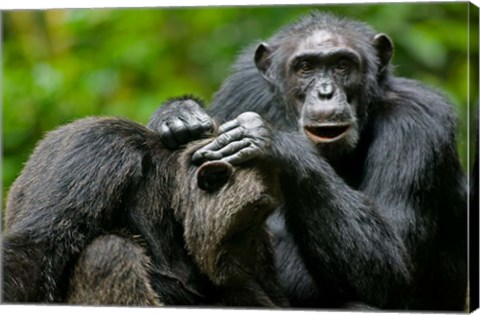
2 3 479 202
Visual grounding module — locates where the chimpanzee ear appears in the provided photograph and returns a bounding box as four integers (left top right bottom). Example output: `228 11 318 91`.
373 33 393 72
197 161 233 192
255 43 273 77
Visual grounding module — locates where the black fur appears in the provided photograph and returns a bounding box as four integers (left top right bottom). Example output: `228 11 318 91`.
205 12 467 310
2 115 287 307
469 106 479 311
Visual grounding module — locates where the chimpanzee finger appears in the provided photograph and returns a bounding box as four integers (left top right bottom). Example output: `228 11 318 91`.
195 127 245 153
159 124 179 149
180 113 214 139
188 118 214 139
236 112 264 128
186 123 205 139
218 119 240 134
195 140 251 161
201 119 215 131
221 147 257 165
168 119 190 145
196 113 215 130
192 134 240 164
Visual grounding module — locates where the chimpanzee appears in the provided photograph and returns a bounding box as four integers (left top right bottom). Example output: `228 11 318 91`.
2 106 288 307
150 12 467 310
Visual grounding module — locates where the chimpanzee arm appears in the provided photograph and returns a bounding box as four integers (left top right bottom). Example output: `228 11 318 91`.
193 114 411 306
2 118 158 302
269 131 412 308
191 102 466 308
147 96 214 149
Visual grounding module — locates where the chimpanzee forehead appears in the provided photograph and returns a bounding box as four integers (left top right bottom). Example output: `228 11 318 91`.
298 30 351 51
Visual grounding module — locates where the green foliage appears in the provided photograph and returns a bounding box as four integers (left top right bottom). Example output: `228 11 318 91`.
2 4 478 201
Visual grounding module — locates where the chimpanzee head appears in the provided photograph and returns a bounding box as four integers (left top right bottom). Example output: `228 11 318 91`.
172 138 281 286
254 12 393 159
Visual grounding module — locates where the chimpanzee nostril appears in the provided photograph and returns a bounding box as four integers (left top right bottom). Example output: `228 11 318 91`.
318 83 335 100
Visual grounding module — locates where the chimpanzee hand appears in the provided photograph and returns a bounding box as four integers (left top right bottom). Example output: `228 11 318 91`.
147 96 214 149
192 112 273 166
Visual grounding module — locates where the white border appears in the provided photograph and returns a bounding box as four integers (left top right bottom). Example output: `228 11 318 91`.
1 0 478 314
0 0 476 10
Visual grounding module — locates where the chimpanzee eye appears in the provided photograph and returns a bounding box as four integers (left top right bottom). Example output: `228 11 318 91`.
297 60 314 74
334 60 351 75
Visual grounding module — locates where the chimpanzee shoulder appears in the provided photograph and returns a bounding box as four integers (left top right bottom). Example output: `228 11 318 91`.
3 108 288 307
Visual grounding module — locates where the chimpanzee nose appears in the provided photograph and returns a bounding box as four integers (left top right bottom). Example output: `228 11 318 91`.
318 83 335 100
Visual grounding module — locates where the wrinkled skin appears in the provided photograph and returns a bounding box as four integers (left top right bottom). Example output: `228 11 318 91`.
192 112 273 165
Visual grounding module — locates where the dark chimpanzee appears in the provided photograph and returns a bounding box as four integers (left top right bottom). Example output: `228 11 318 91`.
2 106 288 307
150 12 467 310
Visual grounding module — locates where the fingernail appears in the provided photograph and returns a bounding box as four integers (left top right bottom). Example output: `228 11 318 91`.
192 151 202 161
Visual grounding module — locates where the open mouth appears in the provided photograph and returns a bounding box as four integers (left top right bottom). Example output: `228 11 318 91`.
304 124 351 143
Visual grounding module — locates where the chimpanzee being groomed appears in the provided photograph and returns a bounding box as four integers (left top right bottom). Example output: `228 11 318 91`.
2 107 288 307
151 12 467 310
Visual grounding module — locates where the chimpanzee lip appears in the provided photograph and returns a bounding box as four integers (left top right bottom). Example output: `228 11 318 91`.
304 123 351 143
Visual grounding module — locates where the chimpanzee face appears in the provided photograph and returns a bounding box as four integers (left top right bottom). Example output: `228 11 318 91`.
255 29 393 159
286 31 362 154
